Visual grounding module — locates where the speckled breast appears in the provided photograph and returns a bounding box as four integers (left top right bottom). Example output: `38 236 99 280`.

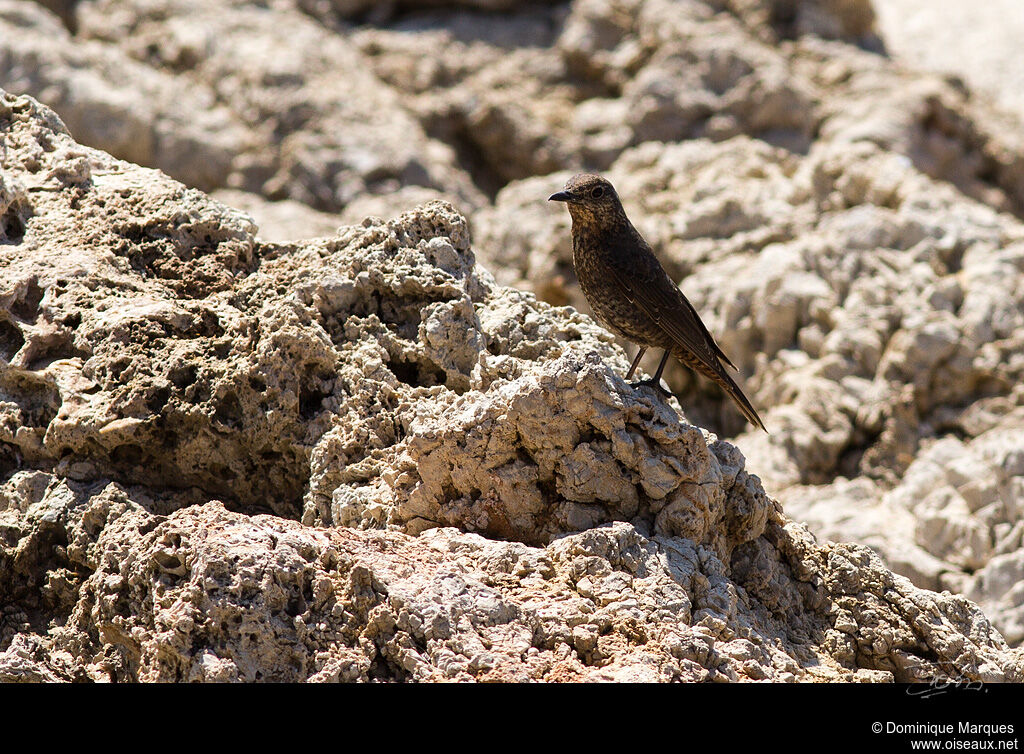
571 229 665 347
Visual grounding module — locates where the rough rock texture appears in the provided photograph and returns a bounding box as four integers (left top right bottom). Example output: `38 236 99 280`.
4 478 1017 682
785 418 1024 645
4 0 1024 673
2 88 1021 681
0 0 484 210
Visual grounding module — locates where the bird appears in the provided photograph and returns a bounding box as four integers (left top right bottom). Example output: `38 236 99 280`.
549 173 766 432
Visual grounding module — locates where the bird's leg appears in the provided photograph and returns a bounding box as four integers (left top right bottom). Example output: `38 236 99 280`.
651 350 670 384
631 350 673 397
625 347 647 380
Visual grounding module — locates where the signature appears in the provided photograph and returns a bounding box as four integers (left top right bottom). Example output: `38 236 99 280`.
906 673 986 698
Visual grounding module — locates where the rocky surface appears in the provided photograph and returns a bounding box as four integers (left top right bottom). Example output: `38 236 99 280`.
1 88 1022 682
4 477 1017 682
2 0 1024 678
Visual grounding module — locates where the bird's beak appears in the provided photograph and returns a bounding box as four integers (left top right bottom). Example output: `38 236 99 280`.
548 191 572 202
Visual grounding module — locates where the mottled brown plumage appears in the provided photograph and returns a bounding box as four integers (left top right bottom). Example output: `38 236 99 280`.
549 173 766 432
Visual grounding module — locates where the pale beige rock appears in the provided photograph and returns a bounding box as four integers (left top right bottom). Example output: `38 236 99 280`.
210 190 344 244
312 348 771 552
0 0 483 211
481 124 1024 647
787 418 1024 645
73 0 485 212
0 90 316 516
5 476 1020 682
4 0 1024 669
210 186 460 245
0 0 248 192
0 634 61 682
3 88 1021 681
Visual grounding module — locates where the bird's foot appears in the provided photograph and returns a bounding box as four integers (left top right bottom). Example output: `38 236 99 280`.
630 378 674 399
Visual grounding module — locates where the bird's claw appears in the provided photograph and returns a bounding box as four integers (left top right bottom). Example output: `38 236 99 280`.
630 378 674 398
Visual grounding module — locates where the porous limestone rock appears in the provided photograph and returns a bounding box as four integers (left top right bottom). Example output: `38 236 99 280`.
478 128 1024 645
4 0 1024 668
1 88 1022 681
0 0 247 193
786 417 1024 646
2 475 1019 682
0 89 312 516
0 0 484 211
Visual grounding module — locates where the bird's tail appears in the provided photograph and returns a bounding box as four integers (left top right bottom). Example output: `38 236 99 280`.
673 348 767 433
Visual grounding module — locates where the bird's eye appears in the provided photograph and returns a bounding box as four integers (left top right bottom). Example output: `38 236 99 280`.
591 186 605 199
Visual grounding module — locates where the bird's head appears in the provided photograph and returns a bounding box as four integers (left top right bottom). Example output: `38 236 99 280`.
548 174 625 226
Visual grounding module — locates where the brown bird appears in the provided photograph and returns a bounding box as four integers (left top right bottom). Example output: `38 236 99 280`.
549 173 766 432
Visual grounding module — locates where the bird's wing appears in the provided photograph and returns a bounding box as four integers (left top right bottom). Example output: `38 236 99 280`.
606 232 768 432
606 233 737 371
